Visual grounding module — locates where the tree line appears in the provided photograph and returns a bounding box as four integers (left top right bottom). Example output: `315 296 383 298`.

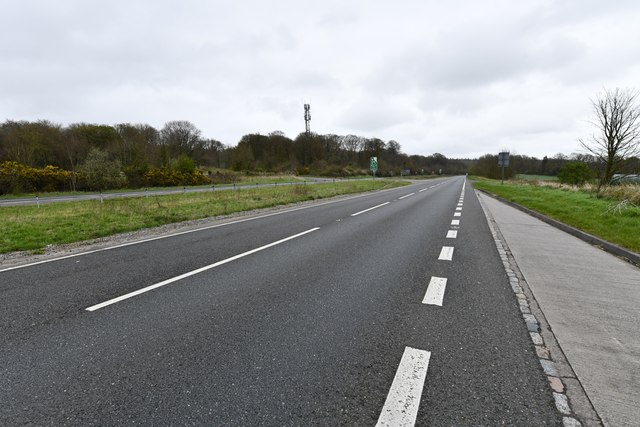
0 119 473 193
2 90 638 194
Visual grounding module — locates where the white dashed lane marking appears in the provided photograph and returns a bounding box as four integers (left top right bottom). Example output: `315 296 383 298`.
380 179 464 425
398 192 415 200
86 227 321 311
376 347 431 427
438 246 454 261
350 202 390 217
423 277 447 306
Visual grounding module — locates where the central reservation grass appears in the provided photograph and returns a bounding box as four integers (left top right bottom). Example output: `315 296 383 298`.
0 179 406 254
472 179 640 253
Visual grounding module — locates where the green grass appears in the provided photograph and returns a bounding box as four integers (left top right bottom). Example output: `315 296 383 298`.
0 175 310 199
515 174 559 181
0 179 407 254
227 175 308 186
473 180 640 253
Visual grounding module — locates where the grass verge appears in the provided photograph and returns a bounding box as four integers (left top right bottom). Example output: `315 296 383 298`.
0 179 406 254
515 174 558 181
472 179 640 253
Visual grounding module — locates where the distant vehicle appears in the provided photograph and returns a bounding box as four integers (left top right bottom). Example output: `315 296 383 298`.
611 174 640 185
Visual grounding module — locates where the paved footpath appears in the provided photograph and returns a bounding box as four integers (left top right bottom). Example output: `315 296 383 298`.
478 192 640 427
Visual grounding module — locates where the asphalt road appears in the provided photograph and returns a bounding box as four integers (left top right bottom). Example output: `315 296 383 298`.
0 177 562 426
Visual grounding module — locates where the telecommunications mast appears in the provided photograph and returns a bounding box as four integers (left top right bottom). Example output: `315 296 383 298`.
304 104 311 135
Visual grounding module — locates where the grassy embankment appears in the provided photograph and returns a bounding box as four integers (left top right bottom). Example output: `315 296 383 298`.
0 174 309 200
515 174 559 181
472 177 640 253
0 179 406 254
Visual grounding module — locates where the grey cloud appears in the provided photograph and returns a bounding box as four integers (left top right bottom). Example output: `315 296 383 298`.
337 96 416 132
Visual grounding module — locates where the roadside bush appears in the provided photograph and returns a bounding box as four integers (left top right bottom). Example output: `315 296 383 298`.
310 164 369 177
557 162 594 186
77 148 127 191
207 170 241 184
0 161 71 194
143 167 210 187
172 155 197 174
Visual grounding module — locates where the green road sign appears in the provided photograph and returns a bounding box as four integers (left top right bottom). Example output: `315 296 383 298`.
370 157 378 172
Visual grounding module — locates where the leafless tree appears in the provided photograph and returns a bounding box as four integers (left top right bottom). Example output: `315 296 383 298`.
580 88 640 188
160 120 202 158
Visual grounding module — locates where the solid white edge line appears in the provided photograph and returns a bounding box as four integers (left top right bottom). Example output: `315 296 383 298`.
398 193 415 200
351 202 390 217
376 347 431 427
423 276 447 306
85 227 320 311
446 230 458 238
438 246 454 261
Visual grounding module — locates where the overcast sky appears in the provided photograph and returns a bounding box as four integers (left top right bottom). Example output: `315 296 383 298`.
2 1 639 158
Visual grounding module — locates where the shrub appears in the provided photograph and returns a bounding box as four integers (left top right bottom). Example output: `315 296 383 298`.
0 161 71 194
77 148 127 191
143 167 210 187
557 162 595 186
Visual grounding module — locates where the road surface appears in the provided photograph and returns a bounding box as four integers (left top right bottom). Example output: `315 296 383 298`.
0 177 561 425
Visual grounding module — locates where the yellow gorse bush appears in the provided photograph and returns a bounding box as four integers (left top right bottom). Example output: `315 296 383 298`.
0 161 72 194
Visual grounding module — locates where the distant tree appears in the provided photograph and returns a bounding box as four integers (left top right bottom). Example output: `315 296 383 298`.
340 134 364 164
68 123 120 150
540 155 549 174
293 133 324 168
197 138 227 168
381 140 403 173
172 154 197 174
0 120 63 167
387 140 401 155
546 153 569 175
160 120 202 159
557 162 595 185
229 142 255 171
580 88 640 189
424 153 448 175
469 154 514 179
621 156 640 174
78 148 126 191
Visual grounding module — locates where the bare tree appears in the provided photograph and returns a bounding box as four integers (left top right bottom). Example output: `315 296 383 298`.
160 120 202 159
580 88 640 188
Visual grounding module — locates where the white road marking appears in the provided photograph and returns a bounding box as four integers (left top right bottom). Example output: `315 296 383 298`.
398 193 415 200
86 227 320 311
446 230 458 238
453 212 461 217
423 276 447 306
418 188 428 192
438 246 454 261
451 219 460 226
376 347 431 427
351 202 390 217
1 187 403 273
455 207 462 211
